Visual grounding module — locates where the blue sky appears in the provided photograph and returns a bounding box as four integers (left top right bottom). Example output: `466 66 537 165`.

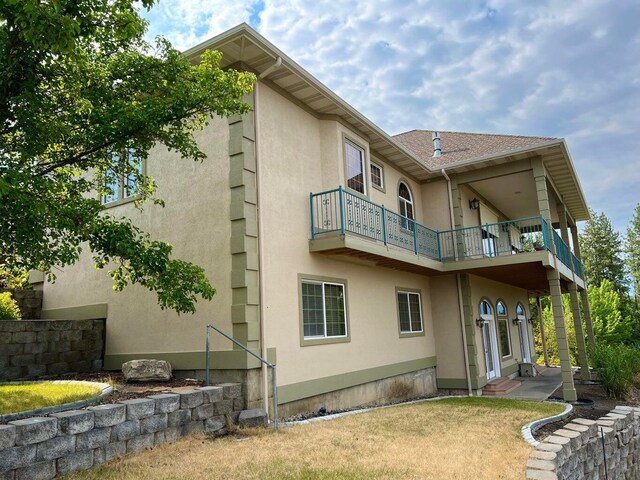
142 0 640 234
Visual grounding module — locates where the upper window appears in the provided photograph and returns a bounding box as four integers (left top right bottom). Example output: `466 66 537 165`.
496 300 511 358
101 151 144 205
516 304 525 317
397 290 423 335
345 141 366 194
398 182 414 220
370 161 384 190
301 280 347 340
480 300 493 317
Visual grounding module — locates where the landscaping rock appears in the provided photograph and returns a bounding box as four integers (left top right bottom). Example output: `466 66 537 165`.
238 409 268 428
122 359 172 382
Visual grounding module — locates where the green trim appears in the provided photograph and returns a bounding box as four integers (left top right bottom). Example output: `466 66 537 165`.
104 350 264 371
395 287 426 338
278 356 437 404
41 303 107 321
436 378 469 389
501 362 519 377
298 274 351 347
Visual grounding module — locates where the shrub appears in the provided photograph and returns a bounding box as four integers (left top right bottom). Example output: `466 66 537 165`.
0 292 22 320
590 343 640 400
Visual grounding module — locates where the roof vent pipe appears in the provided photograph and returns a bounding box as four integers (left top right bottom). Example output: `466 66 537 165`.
432 131 441 157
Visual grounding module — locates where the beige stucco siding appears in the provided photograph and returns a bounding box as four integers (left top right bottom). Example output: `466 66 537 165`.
468 274 532 377
42 117 233 358
429 275 465 380
420 179 452 231
257 83 436 387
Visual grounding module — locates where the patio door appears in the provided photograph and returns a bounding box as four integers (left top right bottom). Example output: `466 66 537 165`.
480 300 501 381
517 304 532 363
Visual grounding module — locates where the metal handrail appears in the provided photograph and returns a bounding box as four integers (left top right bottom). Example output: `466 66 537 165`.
205 324 278 431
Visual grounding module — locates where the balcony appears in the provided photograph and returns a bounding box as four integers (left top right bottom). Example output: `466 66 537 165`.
309 187 584 283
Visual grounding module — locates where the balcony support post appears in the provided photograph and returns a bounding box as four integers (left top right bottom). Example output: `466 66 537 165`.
558 204 573 272
536 296 549 367
568 281 591 381
571 225 595 348
547 269 578 402
532 160 556 257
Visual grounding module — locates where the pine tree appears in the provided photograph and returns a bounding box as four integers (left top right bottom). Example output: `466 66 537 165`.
627 204 640 304
579 209 627 294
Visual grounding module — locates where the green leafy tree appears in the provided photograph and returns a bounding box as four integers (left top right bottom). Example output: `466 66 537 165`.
627 203 640 304
533 295 578 366
0 292 21 320
0 1 255 313
589 279 632 344
579 209 627 295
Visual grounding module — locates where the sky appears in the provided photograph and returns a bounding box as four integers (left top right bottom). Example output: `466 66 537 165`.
142 0 640 234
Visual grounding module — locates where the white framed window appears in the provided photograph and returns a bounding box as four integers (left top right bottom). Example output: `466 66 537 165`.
301 280 347 340
345 140 366 195
370 161 384 190
396 290 423 335
101 151 144 205
398 182 414 220
496 300 511 358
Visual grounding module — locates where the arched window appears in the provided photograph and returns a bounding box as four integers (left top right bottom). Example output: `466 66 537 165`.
496 300 511 358
480 300 493 317
398 182 414 221
516 304 525 316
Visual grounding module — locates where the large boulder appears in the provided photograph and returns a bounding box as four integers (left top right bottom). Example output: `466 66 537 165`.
122 359 172 382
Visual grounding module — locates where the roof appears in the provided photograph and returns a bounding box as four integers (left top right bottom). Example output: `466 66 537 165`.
393 130 556 168
185 23 589 222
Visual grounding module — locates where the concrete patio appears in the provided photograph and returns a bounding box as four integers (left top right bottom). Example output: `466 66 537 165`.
502 367 564 401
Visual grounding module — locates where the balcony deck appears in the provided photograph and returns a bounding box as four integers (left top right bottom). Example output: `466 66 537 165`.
310 187 585 291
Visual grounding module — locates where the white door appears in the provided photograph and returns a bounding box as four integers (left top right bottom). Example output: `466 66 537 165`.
480 301 501 381
517 304 532 363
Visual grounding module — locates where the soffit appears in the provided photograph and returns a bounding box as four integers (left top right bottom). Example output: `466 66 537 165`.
184 24 433 181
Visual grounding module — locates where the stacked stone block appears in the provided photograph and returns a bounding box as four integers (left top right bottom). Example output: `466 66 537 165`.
0 383 244 478
0 289 43 320
0 320 105 381
527 406 640 480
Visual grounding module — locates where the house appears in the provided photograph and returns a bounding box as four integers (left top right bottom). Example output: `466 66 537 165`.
37 24 594 417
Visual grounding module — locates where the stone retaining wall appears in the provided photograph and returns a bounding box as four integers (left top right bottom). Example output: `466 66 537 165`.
0 289 42 320
0 383 244 478
527 405 640 480
0 320 105 381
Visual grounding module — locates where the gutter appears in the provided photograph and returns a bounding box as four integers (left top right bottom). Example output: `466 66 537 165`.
442 168 473 397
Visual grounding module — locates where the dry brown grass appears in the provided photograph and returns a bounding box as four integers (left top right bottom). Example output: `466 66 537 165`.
67 397 563 480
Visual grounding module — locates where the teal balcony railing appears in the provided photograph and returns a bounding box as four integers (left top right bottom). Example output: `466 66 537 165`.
552 230 571 269
438 216 550 261
309 187 584 279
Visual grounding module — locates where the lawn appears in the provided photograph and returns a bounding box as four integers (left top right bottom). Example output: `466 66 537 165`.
0 382 102 415
67 397 563 480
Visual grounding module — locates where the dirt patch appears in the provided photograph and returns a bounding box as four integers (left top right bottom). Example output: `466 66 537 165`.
58 371 204 404
533 377 640 440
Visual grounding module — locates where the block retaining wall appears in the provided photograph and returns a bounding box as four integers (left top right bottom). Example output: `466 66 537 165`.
0 320 105 381
0 383 244 479
0 289 42 320
526 405 640 480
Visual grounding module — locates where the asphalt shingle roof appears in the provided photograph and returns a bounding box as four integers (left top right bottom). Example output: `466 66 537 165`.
393 130 556 169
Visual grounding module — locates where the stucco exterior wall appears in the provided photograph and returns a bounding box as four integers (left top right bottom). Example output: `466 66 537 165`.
468 274 533 379
256 83 437 402
420 179 452 231
429 274 466 382
41 116 234 367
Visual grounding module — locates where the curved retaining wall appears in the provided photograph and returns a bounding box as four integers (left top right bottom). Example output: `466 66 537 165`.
0 383 243 479
527 405 640 480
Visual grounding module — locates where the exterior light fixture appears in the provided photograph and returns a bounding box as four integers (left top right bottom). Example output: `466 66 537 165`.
469 198 480 210
475 318 487 327
512 318 521 326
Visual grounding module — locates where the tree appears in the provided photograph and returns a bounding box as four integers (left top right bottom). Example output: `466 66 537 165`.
579 209 627 294
627 203 640 304
588 280 632 345
0 1 255 313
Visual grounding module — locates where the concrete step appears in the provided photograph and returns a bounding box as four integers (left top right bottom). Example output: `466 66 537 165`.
483 379 522 396
484 377 511 390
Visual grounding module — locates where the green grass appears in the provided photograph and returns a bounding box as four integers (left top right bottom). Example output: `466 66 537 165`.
0 382 102 415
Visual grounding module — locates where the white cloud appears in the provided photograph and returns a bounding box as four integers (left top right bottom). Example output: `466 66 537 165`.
143 0 640 231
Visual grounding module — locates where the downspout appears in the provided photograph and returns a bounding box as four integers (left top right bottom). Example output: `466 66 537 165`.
255 57 282 416
442 168 473 396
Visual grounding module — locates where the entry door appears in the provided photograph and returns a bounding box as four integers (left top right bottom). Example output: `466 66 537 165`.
518 313 532 363
481 313 501 380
